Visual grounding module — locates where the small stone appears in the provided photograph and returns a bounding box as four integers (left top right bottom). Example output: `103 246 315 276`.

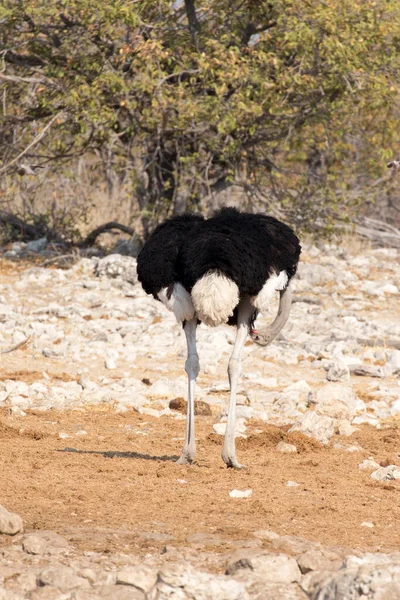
229 489 253 498
358 458 381 471
381 283 399 294
289 411 335 444
226 551 301 583
271 535 317 555
313 383 360 420
0 504 23 535
353 365 385 378
286 481 300 487
276 441 297 453
360 522 374 528
22 530 70 555
297 547 343 574
326 362 350 382
337 421 359 436
105 357 117 370
253 529 280 541
370 465 400 481
116 566 158 593
389 350 400 373
42 348 65 359
26 237 48 253
30 587 67 600
38 566 90 591
213 418 247 437
94 254 138 284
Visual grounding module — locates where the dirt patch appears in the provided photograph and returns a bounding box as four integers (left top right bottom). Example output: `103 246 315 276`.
0 370 78 384
237 424 323 453
0 409 399 557
0 420 20 439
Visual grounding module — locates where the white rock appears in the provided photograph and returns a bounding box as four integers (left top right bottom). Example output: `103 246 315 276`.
105 357 117 370
309 554 400 599
326 361 350 382
158 563 249 600
38 566 90 591
253 529 280 541
337 421 359 436
370 465 400 481
283 380 311 394
0 505 23 535
29 382 48 394
229 489 253 498
22 530 70 555
213 418 247 437
116 566 158 592
94 254 138 284
381 283 399 294
358 458 381 471
286 481 300 487
276 441 297 453
147 378 186 400
289 411 335 444
352 414 380 427
389 349 400 372
227 552 301 583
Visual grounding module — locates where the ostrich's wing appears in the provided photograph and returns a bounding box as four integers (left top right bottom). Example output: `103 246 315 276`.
136 214 204 297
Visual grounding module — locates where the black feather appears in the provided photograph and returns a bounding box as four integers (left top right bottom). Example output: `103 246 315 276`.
137 207 301 302
136 213 204 298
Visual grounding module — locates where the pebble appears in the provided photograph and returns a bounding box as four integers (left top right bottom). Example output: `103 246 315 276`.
326 361 350 382
370 465 400 481
358 458 381 471
38 566 90 590
22 531 71 555
116 566 158 593
276 441 297 453
229 489 253 498
289 411 335 444
105 357 117 370
0 505 23 535
213 418 247 437
226 551 301 583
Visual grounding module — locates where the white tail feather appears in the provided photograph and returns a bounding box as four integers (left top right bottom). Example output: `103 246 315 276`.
191 271 239 326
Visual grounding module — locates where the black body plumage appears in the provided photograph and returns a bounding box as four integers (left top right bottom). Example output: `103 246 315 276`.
137 207 300 302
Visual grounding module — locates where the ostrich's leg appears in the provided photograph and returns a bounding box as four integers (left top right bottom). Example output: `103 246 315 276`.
177 318 199 464
222 297 254 469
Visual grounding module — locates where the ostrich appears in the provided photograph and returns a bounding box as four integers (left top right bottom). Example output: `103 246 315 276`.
137 208 301 469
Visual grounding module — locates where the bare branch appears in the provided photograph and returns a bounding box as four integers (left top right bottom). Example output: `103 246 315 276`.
80 222 136 247
0 336 32 355
0 112 64 175
0 72 44 84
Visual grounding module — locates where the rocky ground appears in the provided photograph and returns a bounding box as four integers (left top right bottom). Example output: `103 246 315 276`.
0 238 399 599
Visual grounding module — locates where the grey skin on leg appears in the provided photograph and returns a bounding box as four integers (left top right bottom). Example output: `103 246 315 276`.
222 297 255 469
177 318 199 464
